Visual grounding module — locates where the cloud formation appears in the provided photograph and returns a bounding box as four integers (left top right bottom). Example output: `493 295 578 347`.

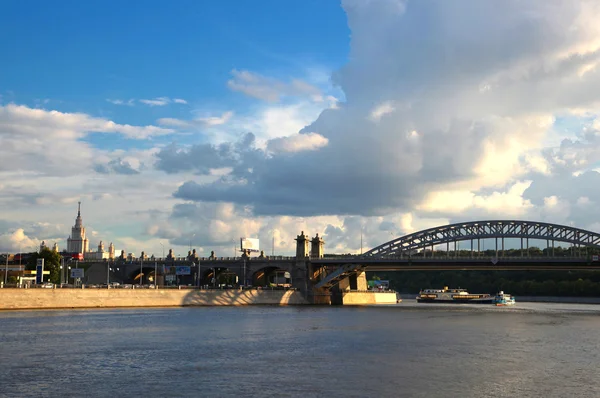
158 111 234 129
139 97 188 106
166 0 600 226
227 69 322 102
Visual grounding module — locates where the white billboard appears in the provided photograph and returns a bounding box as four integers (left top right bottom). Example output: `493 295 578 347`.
240 238 260 252
71 268 85 278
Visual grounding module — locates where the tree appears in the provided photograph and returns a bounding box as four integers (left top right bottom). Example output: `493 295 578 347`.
27 247 62 284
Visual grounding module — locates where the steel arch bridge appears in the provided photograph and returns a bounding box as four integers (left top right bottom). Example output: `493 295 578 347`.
312 220 600 289
364 220 600 258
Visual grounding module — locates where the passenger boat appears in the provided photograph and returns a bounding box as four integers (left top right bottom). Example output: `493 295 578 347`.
416 286 493 304
492 291 516 306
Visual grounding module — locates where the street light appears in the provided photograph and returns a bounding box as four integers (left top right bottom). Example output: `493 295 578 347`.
140 256 143 286
154 260 157 289
4 251 8 286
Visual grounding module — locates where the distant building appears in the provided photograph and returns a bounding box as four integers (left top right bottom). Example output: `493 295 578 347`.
66 202 89 255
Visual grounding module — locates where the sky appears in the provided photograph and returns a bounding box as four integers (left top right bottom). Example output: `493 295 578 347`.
1 0 600 257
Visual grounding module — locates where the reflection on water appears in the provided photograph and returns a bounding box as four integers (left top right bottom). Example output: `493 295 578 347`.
1 303 600 397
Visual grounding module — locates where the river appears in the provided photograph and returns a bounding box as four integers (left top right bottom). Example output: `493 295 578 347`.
1 301 599 397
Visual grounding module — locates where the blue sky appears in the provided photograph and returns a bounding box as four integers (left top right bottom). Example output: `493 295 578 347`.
1 1 600 256
1 0 348 127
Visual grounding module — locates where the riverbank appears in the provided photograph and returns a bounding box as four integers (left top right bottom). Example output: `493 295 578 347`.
398 293 600 304
0 288 308 310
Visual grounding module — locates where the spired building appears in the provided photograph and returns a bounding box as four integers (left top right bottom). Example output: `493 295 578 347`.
66 202 89 254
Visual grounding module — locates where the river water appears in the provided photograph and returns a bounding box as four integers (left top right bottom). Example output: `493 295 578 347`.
1 302 599 397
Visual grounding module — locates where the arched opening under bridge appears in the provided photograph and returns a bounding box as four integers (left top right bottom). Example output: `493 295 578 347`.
129 266 157 285
199 267 239 288
252 266 292 288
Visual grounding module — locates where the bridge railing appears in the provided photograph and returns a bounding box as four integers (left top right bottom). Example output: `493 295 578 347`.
314 255 594 262
75 255 298 263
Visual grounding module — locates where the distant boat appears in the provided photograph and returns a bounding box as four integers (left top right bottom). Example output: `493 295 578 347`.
493 291 516 306
417 286 493 304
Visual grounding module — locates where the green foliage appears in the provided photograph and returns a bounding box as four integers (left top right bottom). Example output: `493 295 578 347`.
367 270 600 297
27 248 62 284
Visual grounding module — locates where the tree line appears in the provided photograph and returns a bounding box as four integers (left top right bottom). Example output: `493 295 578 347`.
368 269 600 297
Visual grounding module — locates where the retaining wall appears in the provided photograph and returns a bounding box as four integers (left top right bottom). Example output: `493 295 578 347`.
341 291 398 305
0 288 308 310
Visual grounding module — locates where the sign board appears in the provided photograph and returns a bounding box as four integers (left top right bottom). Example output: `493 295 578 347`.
71 268 84 279
175 266 191 275
35 259 44 284
165 275 176 282
491 257 498 265
593 255 599 262
241 238 260 252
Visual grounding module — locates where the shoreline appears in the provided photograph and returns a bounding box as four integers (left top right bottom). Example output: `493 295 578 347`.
0 288 309 311
398 293 600 305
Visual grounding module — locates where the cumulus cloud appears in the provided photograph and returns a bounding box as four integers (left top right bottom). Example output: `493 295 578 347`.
155 133 264 175
0 104 173 177
94 158 141 175
227 69 322 102
266 132 329 153
166 0 600 226
0 228 40 253
158 111 233 129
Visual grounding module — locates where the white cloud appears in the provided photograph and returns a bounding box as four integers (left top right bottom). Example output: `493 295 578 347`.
0 104 173 178
139 97 188 107
158 111 234 129
0 228 40 253
106 98 135 106
369 101 395 122
227 69 322 102
418 181 534 218
140 97 171 106
267 132 329 153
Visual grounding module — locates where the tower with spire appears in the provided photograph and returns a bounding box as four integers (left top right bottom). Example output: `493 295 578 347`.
66 201 89 254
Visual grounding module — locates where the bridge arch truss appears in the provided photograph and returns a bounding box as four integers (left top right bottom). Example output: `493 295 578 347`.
364 220 600 258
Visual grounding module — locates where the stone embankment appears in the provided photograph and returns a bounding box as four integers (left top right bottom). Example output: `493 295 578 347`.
0 288 308 310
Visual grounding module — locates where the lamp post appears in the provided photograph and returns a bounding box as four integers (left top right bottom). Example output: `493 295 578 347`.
154 260 157 289
107 260 110 287
140 257 143 286
243 258 247 287
197 259 201 289
4 252 8 286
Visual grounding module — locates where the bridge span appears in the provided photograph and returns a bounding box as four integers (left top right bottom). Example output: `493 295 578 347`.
81 220 600 304
312 220 600 290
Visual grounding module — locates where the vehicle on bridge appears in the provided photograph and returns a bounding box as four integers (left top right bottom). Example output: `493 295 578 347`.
417 287 493 304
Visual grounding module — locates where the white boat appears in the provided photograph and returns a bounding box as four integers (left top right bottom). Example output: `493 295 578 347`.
493 291 516 306
417 286 493 304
